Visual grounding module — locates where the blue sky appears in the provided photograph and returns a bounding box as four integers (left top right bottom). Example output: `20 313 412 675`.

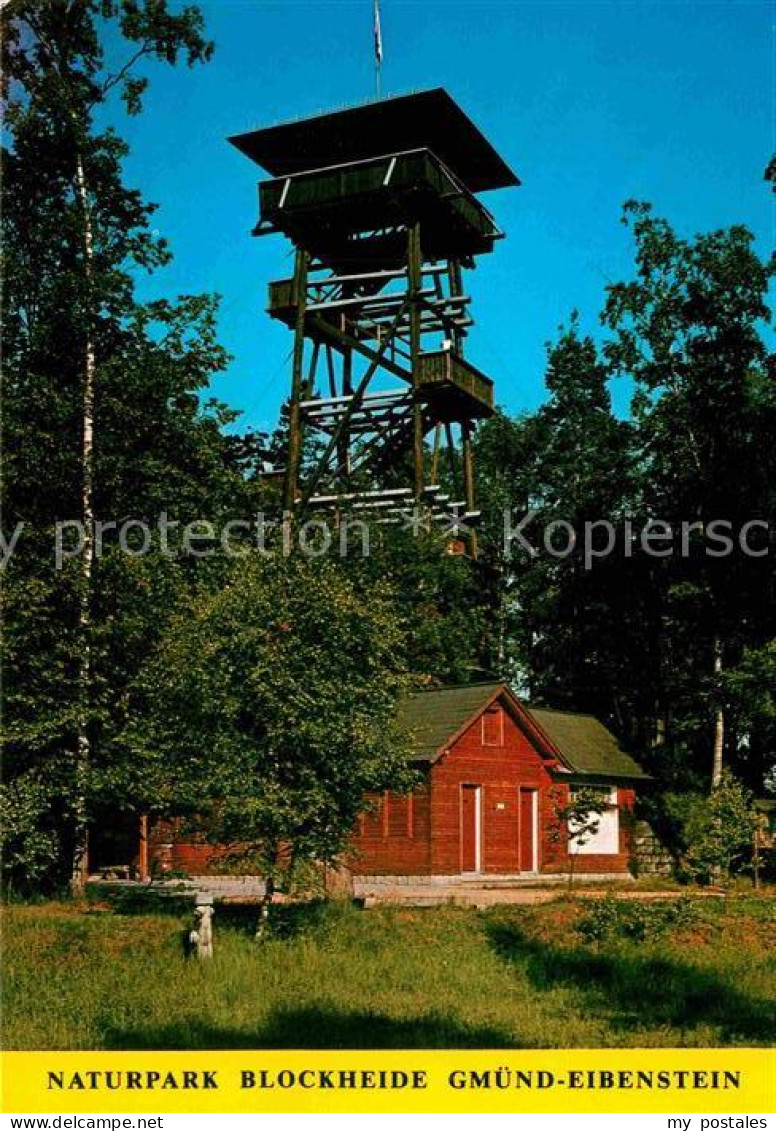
104 0 774 432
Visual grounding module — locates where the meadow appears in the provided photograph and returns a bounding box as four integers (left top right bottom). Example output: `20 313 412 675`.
3 895 775 1049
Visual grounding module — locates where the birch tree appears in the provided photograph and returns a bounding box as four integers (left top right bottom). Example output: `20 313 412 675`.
2 0 222 892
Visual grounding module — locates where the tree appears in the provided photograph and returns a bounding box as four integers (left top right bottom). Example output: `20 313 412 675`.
344 524 493 685
132 554 415 888
720 642 776 791
472 407 543 686
476 320 642 732
603 202 775 788
677 772 759 883
475 205 773 807
548 785 606 889
1 0 245 893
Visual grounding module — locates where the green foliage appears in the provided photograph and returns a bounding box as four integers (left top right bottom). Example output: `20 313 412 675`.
476 320 647 728
477 205 775 792
0 0 242 891
722 641 776 734
577 895 699 944
546 785 607 887
549 786 604 852
132 554 414 878
602 203 775 786
345 526 492 684
0 774 62 895
677 773 760 883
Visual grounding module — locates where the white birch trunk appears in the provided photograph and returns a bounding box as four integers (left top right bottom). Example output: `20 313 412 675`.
70 146 95 893
711 637 724 790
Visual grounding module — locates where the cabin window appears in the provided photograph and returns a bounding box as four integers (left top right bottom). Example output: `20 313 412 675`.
481 706 503 746
568 786 619 854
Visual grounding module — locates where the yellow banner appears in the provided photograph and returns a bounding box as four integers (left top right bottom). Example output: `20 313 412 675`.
2 1050 774 1113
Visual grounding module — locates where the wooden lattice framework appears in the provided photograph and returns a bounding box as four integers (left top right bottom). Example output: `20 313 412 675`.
230 89 519 551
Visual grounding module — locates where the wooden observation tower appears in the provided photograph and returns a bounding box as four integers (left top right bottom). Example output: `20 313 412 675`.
229 89 518 550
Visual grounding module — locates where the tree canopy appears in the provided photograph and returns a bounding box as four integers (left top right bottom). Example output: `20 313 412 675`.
2 6 773 893
476 203 775 795
132 555 414 881
1 0 242 891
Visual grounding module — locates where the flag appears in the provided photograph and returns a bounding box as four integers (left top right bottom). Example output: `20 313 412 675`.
374 0 383 65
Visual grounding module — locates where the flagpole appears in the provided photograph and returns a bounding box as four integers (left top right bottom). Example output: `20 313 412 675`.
373 0 383 99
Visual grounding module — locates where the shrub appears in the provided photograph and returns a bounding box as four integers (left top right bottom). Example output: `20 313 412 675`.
0 773 62 895
577 896 699 944
680 773 760 884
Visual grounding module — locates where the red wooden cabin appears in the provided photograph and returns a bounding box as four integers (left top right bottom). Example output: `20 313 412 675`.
138 681 648 879
349 681 649 877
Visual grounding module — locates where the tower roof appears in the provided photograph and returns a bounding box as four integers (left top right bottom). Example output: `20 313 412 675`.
228 88 520 194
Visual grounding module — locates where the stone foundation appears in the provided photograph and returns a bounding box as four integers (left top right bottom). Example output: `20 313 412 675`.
631 820 674 876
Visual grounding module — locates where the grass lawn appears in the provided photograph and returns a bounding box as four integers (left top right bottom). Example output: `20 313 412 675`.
3 895 775 1049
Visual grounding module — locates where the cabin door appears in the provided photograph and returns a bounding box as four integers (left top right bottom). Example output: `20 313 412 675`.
519 788 538 873
460 785 482 873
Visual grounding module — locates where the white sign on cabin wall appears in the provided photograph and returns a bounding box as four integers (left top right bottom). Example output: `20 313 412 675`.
570 787 619 855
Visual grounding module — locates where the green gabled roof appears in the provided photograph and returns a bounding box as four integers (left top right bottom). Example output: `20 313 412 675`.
398 681 504 762
528 707 650 781
399 682 649 781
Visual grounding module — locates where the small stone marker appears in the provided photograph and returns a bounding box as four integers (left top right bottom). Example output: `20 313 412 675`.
190 891 214 959
254 876 274 942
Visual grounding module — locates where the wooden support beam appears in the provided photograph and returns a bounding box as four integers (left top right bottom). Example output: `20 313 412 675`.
307 410 413 440
447 258 466 354
346 417 417 479
307 314 410 381
298 301 409 514
283 247 309 512
461 419 475 510
138 814 149 882
310 487 413 505
408 222 424 500
325 344 336 398
431 423 442 483
302 389 409 409
305 264 446 289
304 341 320 400
307 406 412 430
338 326 353 481
461 418 478 557
444 421 459 497
355 317 473 347
358 306 471 328
342 342 353 396
432 261 445 302
307 289 434 315
346 400 438 481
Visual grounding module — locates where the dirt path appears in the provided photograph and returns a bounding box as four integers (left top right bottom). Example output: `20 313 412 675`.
89 874 772 909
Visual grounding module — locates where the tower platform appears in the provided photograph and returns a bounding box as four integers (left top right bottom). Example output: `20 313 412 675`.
229 89 518 547
254 149 503 262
